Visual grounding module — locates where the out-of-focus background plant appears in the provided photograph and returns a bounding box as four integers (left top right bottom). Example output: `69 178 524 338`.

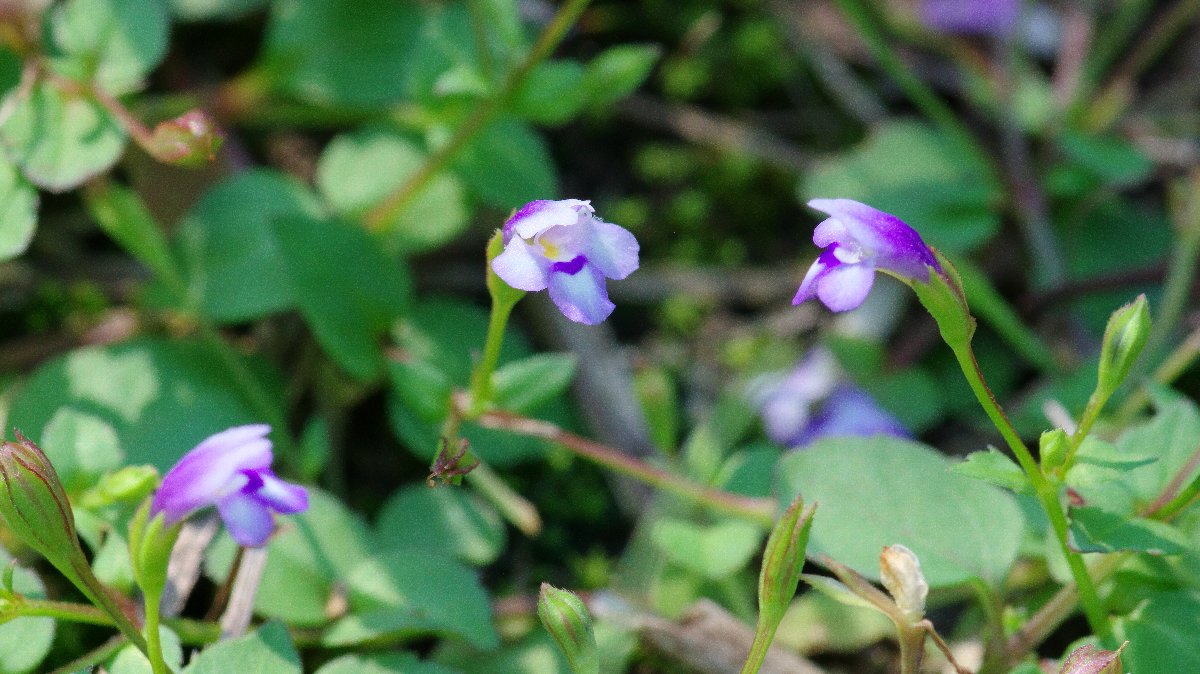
0 0 1197 672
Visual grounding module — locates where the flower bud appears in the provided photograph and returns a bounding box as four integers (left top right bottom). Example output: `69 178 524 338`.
758 496 816 628
1039 428 1070 473
537 583 598 674
79 465 159 510
148 111 223 167
128 498 180 601
1096 294 1150 400
1059 642 1126 674
0 434 92 589
879 544 928 623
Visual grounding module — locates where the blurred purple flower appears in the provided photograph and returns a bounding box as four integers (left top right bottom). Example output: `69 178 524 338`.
492 199 639 325
152 425 308 547
919 0 1019 37
793 199 939 313
750 349 909 448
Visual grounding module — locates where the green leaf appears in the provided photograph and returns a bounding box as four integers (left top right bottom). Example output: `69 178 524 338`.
492 353 578 413
0 158 37 260
1058 131 1152 187
316 127 468 253
316 653 458 674
85 181 176 283
776 590 893 654
182 622 300 674
7 339 281 470
1075 397 1200 514
375 484 506 566
273 215 411 380
778 436 1025 587
259 0 423 106
0 81 125 191
511 60 587 125
387 358 453 423
649 518 763 579
951 448 1031 494
454 118 558 208
1069 506 1188 554
49 0 169 94
175 169 323 322
38 407 124 493
322 552 498 650
1114 590 1200 672
802 120 1000 254
387 298 563 467
580 44 661 107
0 545 55 674
1066 437 1157 489
205 489 370 627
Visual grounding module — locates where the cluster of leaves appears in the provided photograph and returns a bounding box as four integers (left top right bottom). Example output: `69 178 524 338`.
0 0 1198 673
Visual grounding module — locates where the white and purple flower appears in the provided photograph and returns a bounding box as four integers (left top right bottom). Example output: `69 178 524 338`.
919 0 1019 37
750 349 909 449
793 199 939 313
492 199 639 325
151 425 308 547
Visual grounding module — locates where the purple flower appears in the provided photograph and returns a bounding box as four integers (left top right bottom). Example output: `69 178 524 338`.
793 199 939 313
919 0 1019 37
750 349 909 448
492 199 639 325
151 425 308 547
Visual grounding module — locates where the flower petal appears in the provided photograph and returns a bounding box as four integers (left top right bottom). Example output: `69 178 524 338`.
808 198 938 281
794 385 910 446
547 264 614 325
252 470 309 514
815 261 876 312
793 247 845 305
217 491 275 547
492 238 551 291
152 425 273 522
584 219 640 280
504 199 592 240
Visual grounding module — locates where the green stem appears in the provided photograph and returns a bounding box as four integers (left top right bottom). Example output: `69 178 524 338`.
2 598 114 626
739 627 775 674
465 462 542 536
897 624 925 674
143 587 170 674
48 636 128 674
467 295 517 416
948 343 1111 641
830 0 983 162
476 409 776 526
363 0 592 230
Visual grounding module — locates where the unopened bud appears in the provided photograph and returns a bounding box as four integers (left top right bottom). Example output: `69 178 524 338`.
758 496 815 628
1059 642 1126 674
127 498 180 600
879 544 928 623
537 583 598 674
0 433 91 586
1096 294 1150 399
149 111 223 167
79 465 158 510
1039 428 1070 473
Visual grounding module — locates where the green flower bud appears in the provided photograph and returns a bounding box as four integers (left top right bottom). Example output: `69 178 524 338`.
128 498 180 601
758 496 816 629
537 583 598 674
79 465 159 510
1096 294 1150 400
879 544 927 623
0 433 147 649
0 434 92 590
1040 428 1070 473
149 111 223 167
